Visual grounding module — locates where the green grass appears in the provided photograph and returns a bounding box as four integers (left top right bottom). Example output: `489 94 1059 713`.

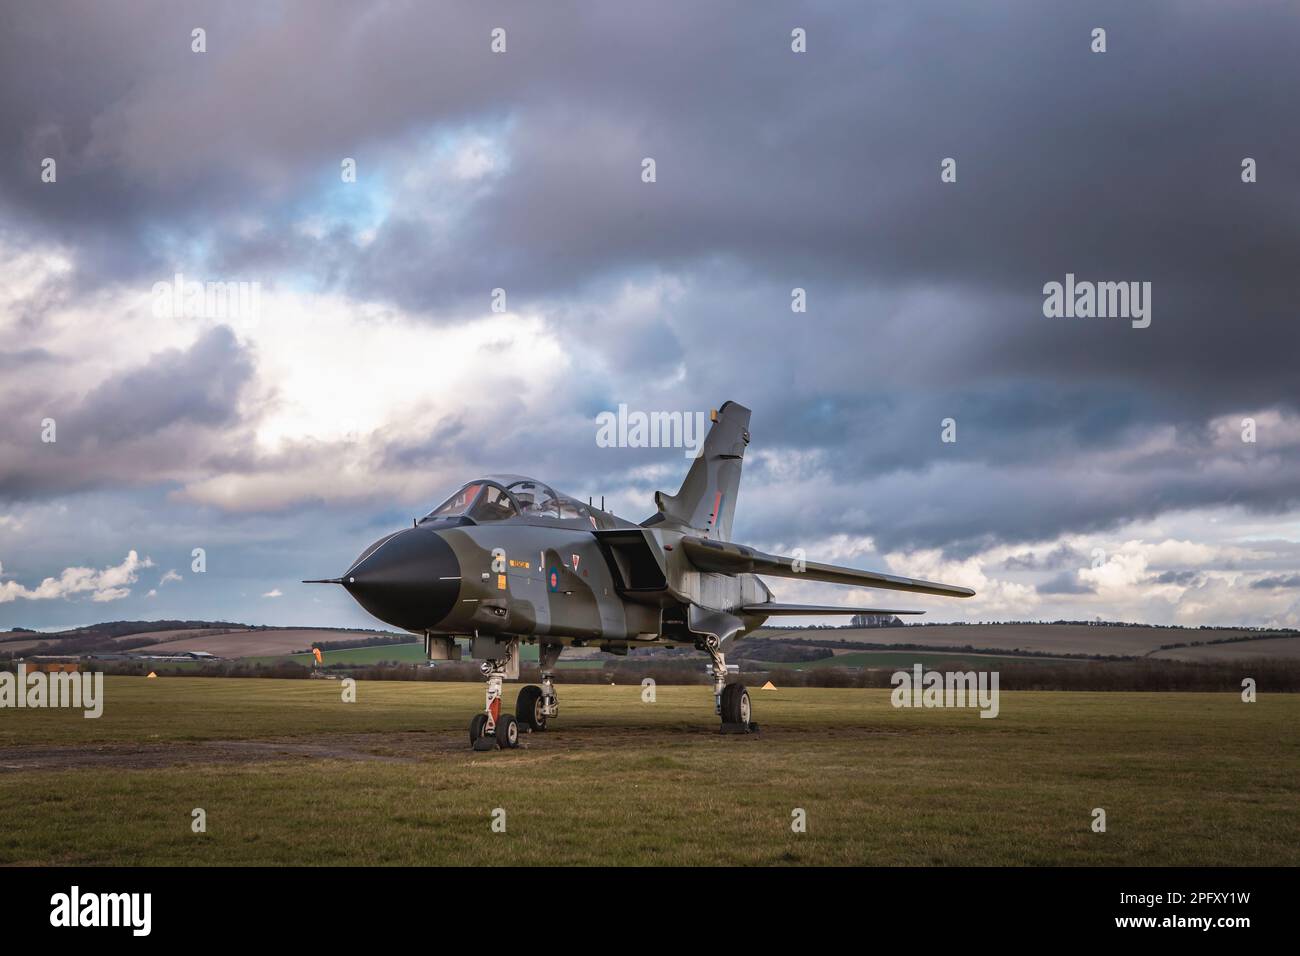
1 677 1296 866
242 642 601 669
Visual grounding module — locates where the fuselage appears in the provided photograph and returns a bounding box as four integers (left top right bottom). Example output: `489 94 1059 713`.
340 500 772 650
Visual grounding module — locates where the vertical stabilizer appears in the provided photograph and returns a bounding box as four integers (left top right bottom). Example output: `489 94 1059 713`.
646 401 750 540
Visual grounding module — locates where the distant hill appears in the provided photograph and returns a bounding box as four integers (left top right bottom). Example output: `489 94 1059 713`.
0 619 249 643
745 623 1300 663
0 620 412 659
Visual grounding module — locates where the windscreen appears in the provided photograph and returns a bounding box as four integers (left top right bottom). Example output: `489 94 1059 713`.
423 482 520 522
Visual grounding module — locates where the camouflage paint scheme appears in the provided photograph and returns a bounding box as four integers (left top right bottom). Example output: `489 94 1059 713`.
313 401 974 660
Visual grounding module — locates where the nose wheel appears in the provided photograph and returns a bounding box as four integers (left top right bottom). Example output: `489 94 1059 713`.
470 711 519 750
495 713 519 748
469 712 489 745
470 657 521 750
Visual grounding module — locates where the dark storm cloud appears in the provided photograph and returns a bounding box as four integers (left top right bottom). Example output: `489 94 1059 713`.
1038 572 1095 596
0 326 255 499
71 325 252 442
5 3 1299 312
382 417 471 470
1003 544 1088 572
1251 574 1300 591
1 1 1299 563
0 347 56 369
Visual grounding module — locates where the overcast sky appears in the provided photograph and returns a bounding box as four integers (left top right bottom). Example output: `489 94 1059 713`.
2 1 1298 631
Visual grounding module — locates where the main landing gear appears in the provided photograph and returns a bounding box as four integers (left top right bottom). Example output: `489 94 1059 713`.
515 641 561 733
702 636 758 734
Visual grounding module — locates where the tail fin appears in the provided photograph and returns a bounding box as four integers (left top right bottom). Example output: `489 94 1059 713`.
644 401 750 540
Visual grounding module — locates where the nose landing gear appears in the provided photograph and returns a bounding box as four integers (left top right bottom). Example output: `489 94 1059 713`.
470 651 521 751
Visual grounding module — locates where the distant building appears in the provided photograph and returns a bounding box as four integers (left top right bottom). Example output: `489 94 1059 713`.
131 651 222 662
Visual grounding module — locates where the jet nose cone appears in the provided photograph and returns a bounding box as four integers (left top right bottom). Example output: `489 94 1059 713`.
342 528 460 632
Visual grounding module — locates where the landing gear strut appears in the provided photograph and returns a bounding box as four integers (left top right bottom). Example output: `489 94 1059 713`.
516 641 561 732
470 652 520 751
702 636 757 734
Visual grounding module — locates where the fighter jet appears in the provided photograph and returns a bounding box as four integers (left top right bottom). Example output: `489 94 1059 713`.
306 402 974 750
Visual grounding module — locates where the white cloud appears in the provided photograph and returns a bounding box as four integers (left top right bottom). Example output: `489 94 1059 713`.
262 588 283 598
761 517 1300 628
883 547 1040 617
451 135 503 180
165 287 572 512
0 551 152 604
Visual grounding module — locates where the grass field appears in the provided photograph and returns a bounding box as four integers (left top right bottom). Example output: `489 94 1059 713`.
1 677 1296 866
243 643 604 668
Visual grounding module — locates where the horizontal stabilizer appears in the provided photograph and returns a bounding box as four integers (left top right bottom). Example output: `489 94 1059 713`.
742 603 923 616
681 536 975 599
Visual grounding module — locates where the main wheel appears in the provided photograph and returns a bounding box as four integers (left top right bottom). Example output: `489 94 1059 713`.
720 683 751 725
469 712 489 745
496 713 520 749
516 685 547 732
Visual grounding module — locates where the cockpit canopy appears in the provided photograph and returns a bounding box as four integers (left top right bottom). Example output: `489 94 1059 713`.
420 475 592 524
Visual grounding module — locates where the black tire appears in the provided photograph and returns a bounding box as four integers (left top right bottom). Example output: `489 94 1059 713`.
469 712 489 745
720 683 751 725
496 713 520 749
516 685 547 732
